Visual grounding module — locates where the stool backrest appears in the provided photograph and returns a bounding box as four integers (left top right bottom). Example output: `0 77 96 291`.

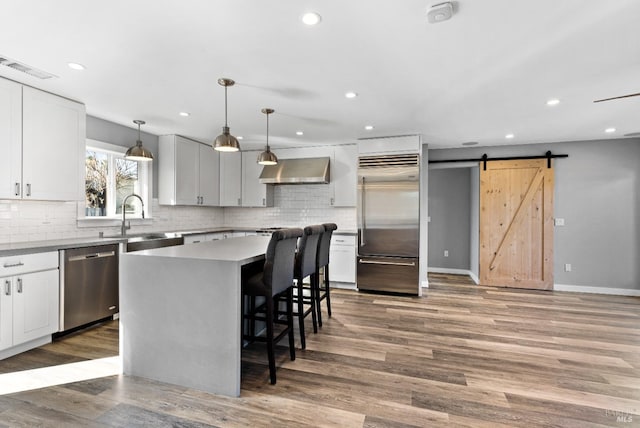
317 223 337 268
264 228 303 295
296 225 325 278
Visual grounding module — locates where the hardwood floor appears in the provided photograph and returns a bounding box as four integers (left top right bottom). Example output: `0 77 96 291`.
1 274 639 427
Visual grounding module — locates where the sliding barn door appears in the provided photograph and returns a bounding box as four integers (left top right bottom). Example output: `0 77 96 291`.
479 159 554 289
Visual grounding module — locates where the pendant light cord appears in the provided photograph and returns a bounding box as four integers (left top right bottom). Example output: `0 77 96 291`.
266 112 270 150
224 85 228 127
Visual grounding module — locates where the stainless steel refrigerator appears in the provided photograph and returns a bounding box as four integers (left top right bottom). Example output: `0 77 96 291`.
357 153 420 295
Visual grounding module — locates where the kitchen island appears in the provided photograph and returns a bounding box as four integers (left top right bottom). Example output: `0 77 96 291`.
119 235 272 397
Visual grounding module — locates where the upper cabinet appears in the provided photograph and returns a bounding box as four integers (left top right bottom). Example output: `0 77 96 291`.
219 152 242 206
241 151 273 207
330 144 357 207
159 135 220 206
0 79 85 201
218 151 274 207
0 79 22 200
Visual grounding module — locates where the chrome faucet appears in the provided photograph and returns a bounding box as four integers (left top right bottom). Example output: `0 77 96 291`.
121 193 145 236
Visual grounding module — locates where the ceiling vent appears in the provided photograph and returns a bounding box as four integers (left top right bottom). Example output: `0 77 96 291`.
0 56 57 79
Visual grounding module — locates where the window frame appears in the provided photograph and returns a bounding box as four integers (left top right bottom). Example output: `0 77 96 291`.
78 139 153 227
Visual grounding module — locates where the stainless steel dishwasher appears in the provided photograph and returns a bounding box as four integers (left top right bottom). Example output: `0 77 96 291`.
59 244 119 332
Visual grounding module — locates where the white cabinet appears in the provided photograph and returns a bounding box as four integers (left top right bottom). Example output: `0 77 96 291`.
219 152 242 206
242 151 273 207
159 135 220 206
0 251 59 357
0 79 85 201
329 234 356 283
357 135 420 155
0 78 22 200
330 144 357 207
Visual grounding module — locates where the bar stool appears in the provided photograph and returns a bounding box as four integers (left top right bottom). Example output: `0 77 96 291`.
293 225 324 349
242 228 303 385
315 223 337 327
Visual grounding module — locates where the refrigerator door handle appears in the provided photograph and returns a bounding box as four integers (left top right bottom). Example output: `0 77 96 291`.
359 259 416 267
360 176 366 247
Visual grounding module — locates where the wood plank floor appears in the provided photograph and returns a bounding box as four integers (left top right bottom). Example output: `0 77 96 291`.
1 274 640 427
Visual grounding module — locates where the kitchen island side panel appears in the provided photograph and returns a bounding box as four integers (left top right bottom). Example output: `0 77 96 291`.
120 254 242 397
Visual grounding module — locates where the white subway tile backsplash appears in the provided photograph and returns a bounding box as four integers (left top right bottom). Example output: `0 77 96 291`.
0 184 356 244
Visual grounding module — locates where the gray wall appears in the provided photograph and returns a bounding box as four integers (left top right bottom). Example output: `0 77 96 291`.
86 116 160 198
469 167 479 280
429 138 640 290
427 168 471 269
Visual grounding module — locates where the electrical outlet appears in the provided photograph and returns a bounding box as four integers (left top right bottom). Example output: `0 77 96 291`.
554 218 565 226
444 250 449 257
564 263 572 272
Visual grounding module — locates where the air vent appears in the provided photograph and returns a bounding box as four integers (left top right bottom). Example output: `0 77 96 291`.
359 154 420 168
0 55 57 79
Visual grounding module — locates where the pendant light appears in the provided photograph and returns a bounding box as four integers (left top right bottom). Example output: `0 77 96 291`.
257 108 278 165
213 78 240 152
125 120 153 161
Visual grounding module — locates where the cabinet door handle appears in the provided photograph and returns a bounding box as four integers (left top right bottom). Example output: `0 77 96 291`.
4 280 10 296
200 196 203 204
26 183 32 197
262 198 265 206
16 277 22 293
15 182 20 196
331 198 334 206
237 198 241 206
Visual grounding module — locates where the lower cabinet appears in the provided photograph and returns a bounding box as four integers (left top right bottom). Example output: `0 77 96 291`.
0 252 59 357
329 234 356 284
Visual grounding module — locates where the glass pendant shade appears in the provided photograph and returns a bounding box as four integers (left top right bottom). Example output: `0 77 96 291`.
258 108 278 165
214 78 240 152
125 120 153 161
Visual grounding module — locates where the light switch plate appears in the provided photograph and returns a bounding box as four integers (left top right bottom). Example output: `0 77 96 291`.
554 218 565 226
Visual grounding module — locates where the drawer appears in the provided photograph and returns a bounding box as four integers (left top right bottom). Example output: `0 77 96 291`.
331 235 355 246
0 251 58 277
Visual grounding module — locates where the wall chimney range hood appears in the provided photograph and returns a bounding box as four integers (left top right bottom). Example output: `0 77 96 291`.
259 157 330 184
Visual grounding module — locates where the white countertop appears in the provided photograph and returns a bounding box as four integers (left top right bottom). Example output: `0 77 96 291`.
124 235 272 263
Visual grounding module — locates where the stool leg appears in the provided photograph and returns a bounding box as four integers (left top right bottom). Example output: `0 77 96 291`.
266 294 276 385
296 277 306 349
325 265 332 317
314 271 322 328
287 287 296 361
310 273 318 333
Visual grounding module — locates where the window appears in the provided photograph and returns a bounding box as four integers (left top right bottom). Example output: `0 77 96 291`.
83 139 151 219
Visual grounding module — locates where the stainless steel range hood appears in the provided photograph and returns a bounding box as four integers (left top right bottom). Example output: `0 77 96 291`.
259 157 330 184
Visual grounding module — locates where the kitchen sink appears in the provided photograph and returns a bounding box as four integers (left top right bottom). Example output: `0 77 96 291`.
122 233 185 252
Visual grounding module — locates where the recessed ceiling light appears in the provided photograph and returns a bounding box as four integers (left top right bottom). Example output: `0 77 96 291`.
296 131 304 136
505 133 515 139
546 98 560 106
67 62 85 71
237 136 243 140
345 91 358 99
302 12 322 26
364 125 374 131
605 127 616 133
179 112 190 117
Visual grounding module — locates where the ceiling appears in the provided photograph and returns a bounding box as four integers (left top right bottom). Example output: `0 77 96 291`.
2 0 639 150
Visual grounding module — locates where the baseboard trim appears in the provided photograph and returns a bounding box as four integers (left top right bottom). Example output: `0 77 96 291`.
428 267 479 284
428 267 470 275
554 284 640 297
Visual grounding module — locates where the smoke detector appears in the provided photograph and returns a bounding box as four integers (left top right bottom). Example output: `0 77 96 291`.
427 2 453 23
